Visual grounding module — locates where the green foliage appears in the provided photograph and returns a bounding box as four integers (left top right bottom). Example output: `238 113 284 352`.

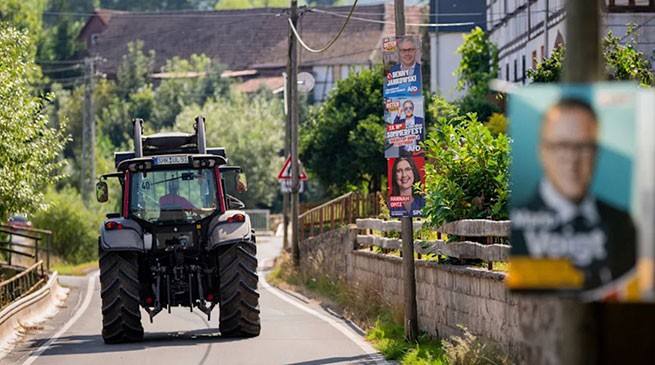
301 66 386 195
117 40 155 100
485 112 508 136
176 91 284 208
0 24 68 218
0 0 47 57
215 0 292 9
457 93 499 124
528 25 655 85
441 325 514 365
31 187 103 264
152 54 230 129
526 44 564 83
603 26 655 86
100 0 217 11
454 26 499 98
422 112 510 228
367 316 446 364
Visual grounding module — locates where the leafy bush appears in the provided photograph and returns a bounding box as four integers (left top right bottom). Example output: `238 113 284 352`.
485 112 508 136
422 112 510 228
31 187 104 264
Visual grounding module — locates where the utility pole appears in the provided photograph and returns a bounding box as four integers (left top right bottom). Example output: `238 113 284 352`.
288 0 301 266
282 73 291 251
81 57 97 205
394 0 418 342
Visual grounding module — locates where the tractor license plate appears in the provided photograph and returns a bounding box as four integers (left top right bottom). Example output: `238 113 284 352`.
154 155 188 165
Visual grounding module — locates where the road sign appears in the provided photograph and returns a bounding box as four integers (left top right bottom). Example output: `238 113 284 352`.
277 156 308 180
280 179 304 193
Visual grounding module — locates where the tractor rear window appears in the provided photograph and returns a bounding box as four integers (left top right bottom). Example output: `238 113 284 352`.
129 168 218 224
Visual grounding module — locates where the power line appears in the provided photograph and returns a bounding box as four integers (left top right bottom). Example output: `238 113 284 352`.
289 0 359 53
309 8 475 28
41 64 82 73
42 10 281 18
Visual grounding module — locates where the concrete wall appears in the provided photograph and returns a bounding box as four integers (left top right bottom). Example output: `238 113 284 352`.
299 226 566 365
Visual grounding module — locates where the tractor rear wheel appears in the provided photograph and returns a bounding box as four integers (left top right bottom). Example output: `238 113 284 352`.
218 241 261 337
99 250 144 344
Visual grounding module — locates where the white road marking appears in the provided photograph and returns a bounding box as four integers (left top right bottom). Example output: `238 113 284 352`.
22 272 99 365
260 270 383 360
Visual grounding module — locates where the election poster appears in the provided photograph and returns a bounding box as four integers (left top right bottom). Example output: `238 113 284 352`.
387 157 426 218
384 96 425 158
382 35 423 98
507 82 654 301
382 34 426 218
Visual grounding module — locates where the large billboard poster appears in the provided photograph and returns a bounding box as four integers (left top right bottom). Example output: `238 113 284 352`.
507 83 653 301
382 35 425 218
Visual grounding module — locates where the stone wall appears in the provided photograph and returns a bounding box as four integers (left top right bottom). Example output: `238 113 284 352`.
299 227 567 365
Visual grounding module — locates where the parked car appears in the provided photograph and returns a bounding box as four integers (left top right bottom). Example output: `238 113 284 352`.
7 214 32 229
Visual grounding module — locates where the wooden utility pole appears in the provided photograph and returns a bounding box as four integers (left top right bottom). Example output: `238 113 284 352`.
81 57 97 206
288 0 301 266
394 0 418 342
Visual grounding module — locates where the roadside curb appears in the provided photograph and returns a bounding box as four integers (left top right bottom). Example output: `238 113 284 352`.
0 272 69 358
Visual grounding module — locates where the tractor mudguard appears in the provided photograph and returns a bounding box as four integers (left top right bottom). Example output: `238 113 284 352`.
100 217 144 252
207 210 253 250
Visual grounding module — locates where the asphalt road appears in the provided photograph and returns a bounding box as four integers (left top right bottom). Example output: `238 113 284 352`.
2 235 387 365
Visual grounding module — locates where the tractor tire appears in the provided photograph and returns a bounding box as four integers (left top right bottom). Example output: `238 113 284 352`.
99 250 144 344
218 240 261 337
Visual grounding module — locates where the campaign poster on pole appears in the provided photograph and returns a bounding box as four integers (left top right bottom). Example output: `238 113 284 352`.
382 34 426 218
507 82 653 301
387 157 426 218
384 96 425 158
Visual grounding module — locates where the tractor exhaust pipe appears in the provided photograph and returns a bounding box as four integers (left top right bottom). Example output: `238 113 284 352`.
195 115 207 154
133 118 144 158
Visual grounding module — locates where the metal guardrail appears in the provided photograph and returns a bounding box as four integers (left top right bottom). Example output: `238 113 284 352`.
243 209 271 232
299 192 383 241
356 218 511 270
0 260 46 310
0 224 52 271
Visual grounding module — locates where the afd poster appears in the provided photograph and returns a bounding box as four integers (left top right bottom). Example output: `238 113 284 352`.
384 96 425 158
382 34 425 218
507 83 653 302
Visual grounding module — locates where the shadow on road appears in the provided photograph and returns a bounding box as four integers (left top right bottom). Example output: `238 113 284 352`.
22 328 249 356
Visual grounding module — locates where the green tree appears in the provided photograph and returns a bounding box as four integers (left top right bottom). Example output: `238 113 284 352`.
0 24 68 218
528 25 655 86
454 26 500 122
300 66 385 195
0 0 46 57
215 0 289 10
117 40 155 100
153 54 230 129
176 91 285 208
455 26 499 97
101 0 218 11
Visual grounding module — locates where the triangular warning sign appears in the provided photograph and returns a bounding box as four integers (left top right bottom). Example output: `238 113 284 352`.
277 156 308 180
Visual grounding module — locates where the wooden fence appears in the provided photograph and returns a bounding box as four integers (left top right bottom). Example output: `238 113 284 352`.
356 218 511 269
299 192 383 240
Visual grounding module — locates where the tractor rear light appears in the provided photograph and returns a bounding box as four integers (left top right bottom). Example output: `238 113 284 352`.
145 297 153 304
105 221 124 230
206 294 214 302
227 214 245 223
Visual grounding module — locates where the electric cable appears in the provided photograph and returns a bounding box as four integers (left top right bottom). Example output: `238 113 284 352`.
288 0 359 53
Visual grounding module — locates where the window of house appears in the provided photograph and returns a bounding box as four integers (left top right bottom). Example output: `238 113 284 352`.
513 59 517 82
532 50 538 68
505 64 509 81
522 55 526 84
91 33 99 46
541 45 545 60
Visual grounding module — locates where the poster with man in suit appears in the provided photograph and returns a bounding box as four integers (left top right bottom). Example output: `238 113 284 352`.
507 83 651 301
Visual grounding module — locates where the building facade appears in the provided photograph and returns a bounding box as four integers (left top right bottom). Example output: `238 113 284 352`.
487 0 655 84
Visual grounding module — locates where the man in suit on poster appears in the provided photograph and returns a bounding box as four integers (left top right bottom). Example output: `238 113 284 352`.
511 97 636 290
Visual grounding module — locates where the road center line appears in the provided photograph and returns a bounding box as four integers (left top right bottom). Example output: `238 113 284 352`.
22 272 99 365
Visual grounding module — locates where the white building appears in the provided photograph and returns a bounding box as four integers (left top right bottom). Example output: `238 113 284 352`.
487 0 655 84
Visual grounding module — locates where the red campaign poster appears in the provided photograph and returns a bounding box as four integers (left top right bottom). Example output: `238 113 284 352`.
387 156 425 218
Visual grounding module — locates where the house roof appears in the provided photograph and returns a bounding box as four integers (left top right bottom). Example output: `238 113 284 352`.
81 4 415 77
